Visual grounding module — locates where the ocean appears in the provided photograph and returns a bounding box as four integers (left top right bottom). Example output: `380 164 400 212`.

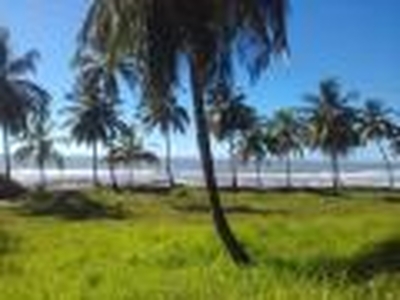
5 156 400 188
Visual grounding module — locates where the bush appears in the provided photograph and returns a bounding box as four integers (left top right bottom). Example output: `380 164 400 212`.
0 175 26 200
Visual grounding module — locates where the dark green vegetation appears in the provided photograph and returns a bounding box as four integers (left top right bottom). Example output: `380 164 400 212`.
0 189 400 299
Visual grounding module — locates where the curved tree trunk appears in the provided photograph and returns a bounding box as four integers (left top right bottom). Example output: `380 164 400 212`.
165 129 175 187
92 142 99 186
2 125 11 180
229 137 238 191
331 151 340 193
189 54 250 265
378 141 394 190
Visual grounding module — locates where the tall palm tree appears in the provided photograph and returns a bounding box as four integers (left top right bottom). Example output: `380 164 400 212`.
65 92 123 186
303 79 359 192
208 84 257 190
141 95 189 187
74 49 136 188
0 27 50 180
359 100 396 189
80 0 288 265
269 109 303 189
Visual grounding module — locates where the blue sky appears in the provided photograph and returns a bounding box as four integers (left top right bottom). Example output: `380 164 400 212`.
0 0 399 160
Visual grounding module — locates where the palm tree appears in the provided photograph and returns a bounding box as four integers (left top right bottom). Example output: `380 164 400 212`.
14 119 64 189
390 124 400 159
109 123 159 187
268 109 303 189
359 100 396 189
141 95 189 187
104 141 120 190
65 92 123 186
208 84 257 190
74 49 136 188
238 121 267 188
303 79 359 192
0 27 50 180
80 0 288 265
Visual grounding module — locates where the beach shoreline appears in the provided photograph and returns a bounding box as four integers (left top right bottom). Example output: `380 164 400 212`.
9 167 400 190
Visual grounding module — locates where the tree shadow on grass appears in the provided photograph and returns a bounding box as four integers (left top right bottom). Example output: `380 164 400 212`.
261 237 400 284
381 195 400 204
21 191 128 221
172 203 291 216
346 238 400 282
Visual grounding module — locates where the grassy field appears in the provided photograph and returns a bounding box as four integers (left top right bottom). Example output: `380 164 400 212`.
0 188 400 300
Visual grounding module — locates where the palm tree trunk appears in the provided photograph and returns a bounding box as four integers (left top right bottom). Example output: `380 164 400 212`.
378 141 394 190
2 125 11 180
92 142 99 186
165 129 175 187
109 161 118 190
38 160 46 190
229 137 238 191
285 154 292 189
331 151 340 193
255 159 262 189
189 54 250 265
129 162 135 187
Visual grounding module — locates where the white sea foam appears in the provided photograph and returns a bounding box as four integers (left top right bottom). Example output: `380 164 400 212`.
9 166 400 189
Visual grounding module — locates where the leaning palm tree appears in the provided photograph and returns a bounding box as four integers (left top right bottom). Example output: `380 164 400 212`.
65 91 123 186
80 0 289 264
303 79 359 192
208 84 257 190
359 100 396 189
141 95 189 187
0 27 50 180
268 109 303 189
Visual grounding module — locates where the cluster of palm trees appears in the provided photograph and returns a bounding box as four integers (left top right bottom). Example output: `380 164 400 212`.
217 78 400 193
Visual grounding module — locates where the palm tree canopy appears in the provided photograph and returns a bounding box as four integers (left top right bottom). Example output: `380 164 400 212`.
359 99 395 144
238 121 267 163
389 124 400 156
14 119 64 169
268 108 303 158
302 79 359 156
106 123 160 166
208 84 257 141
80 0 289 104
0 27 50 134
141 95 190 135
74 49 137 102
65 92 124 146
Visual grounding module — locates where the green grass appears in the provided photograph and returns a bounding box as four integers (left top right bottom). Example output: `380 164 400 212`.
1 188 400 299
